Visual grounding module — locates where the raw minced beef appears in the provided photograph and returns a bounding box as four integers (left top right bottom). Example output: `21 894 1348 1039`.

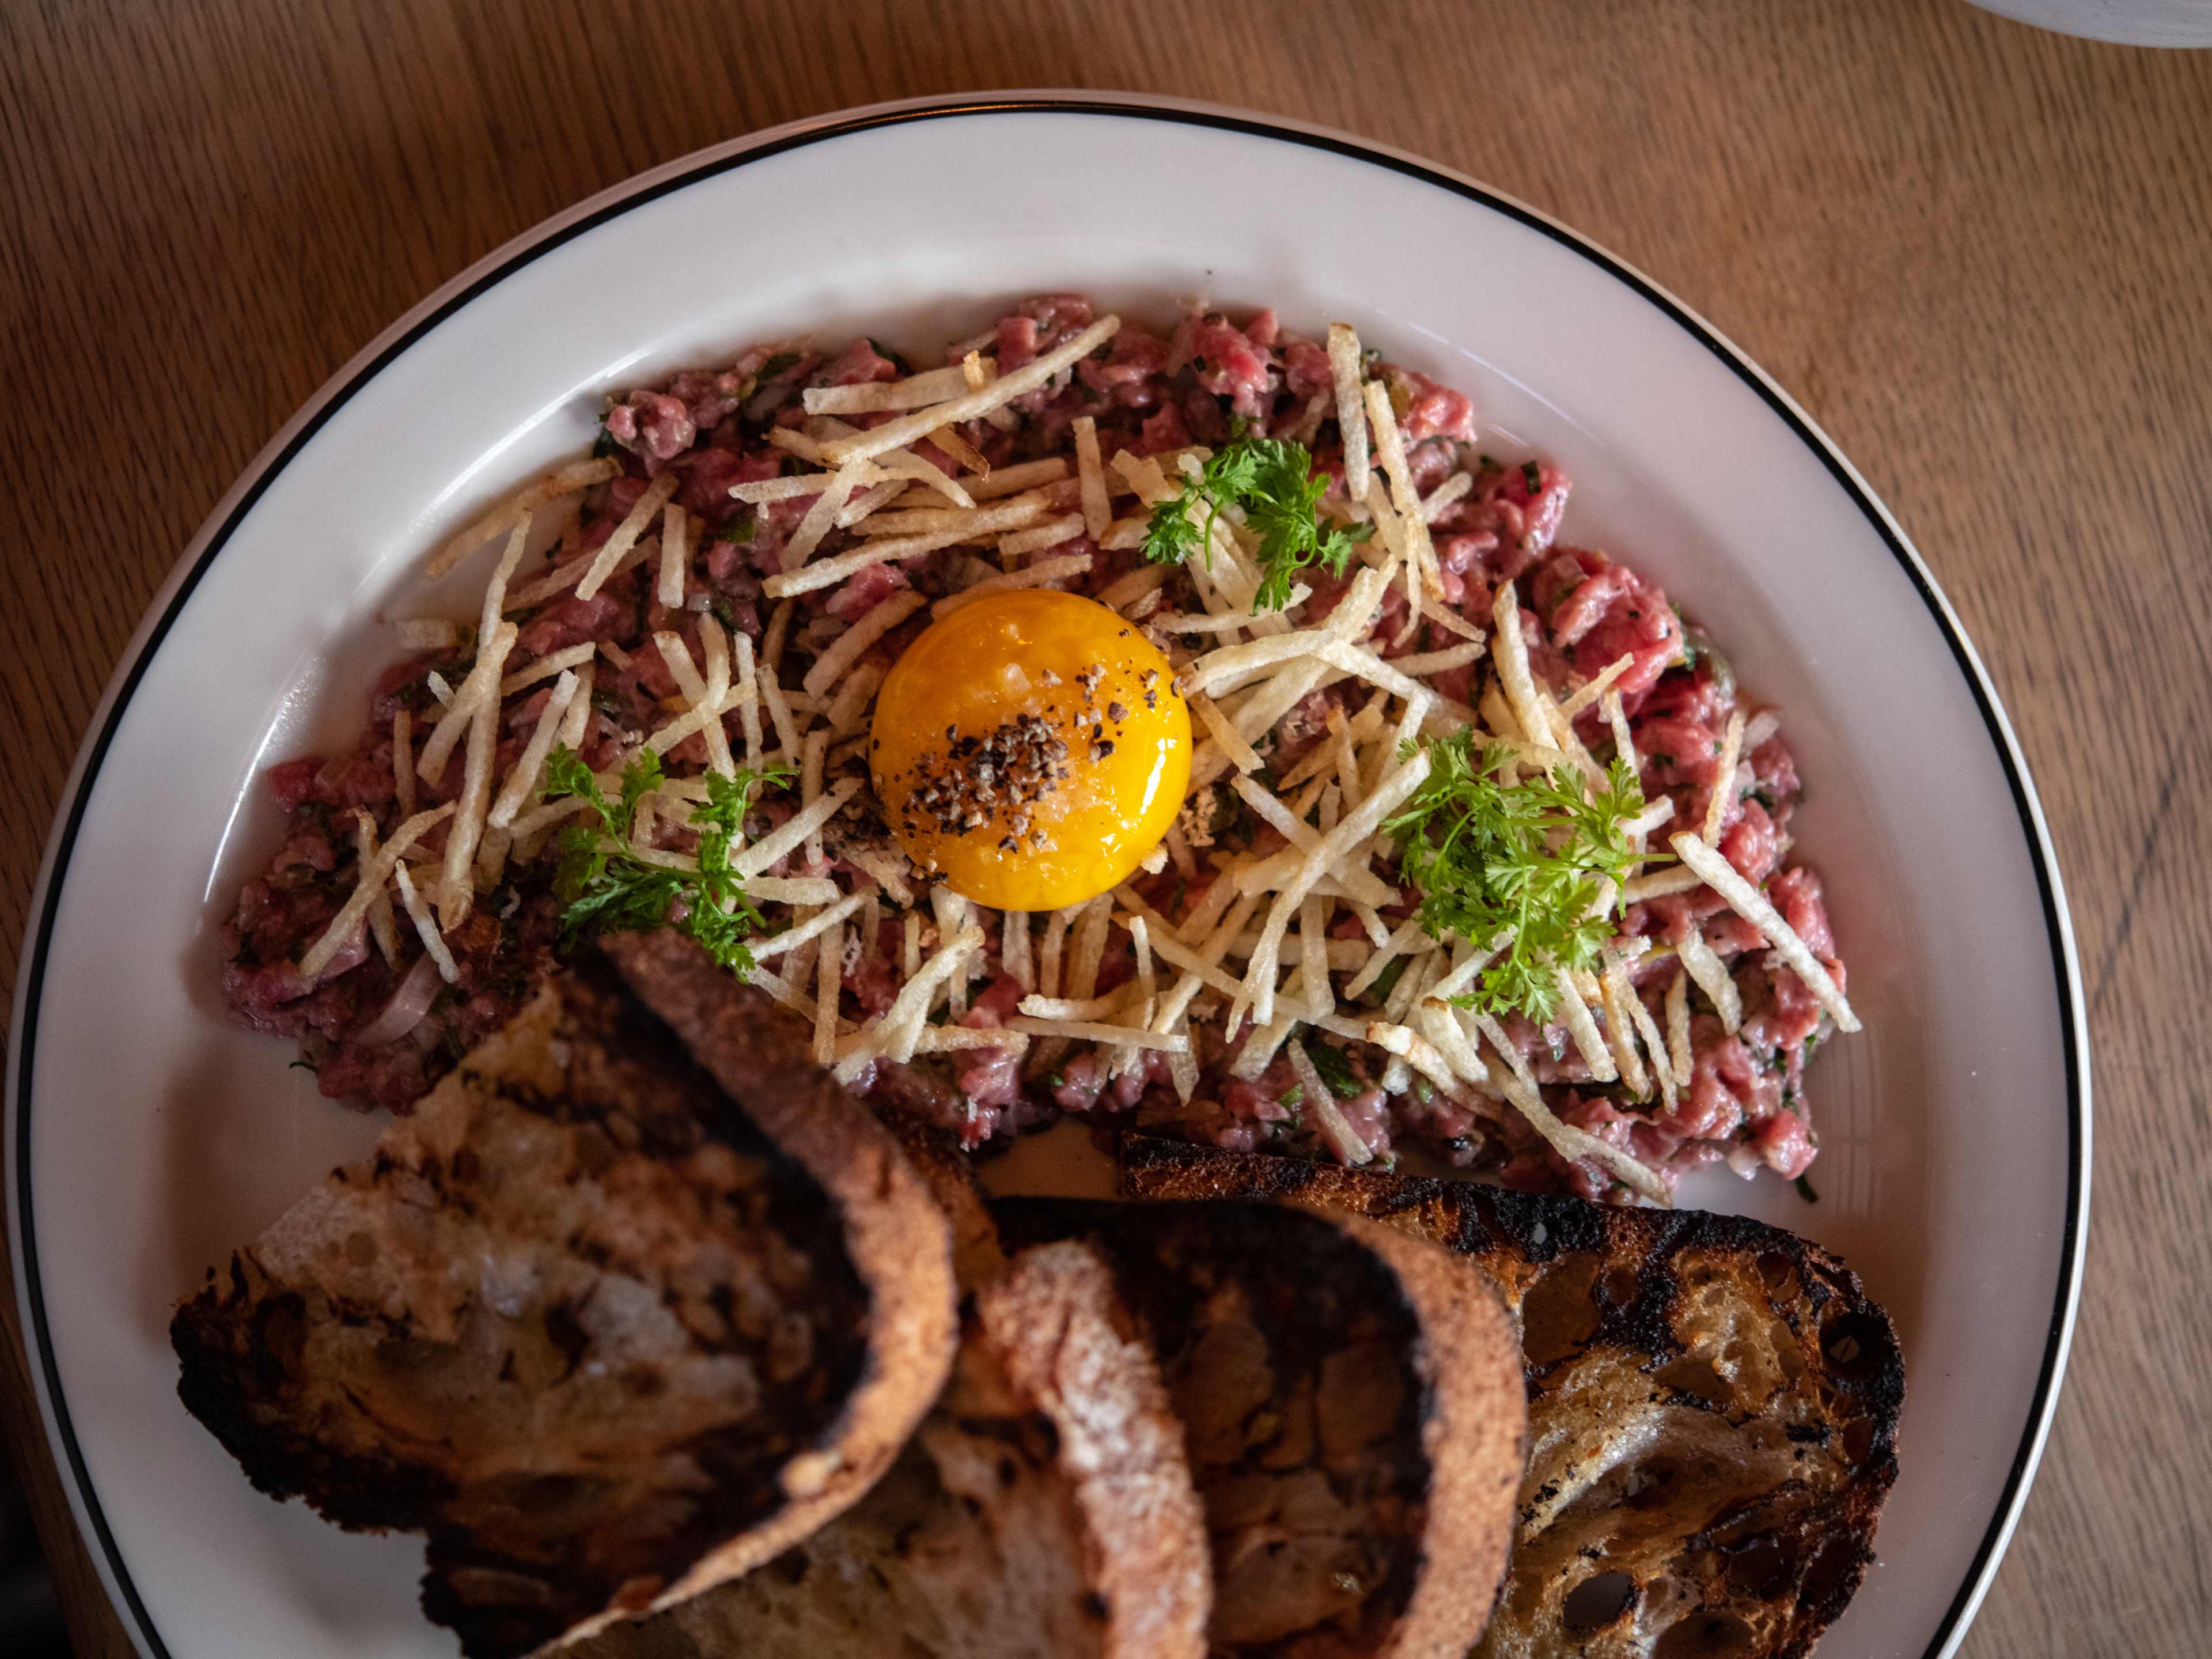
224 293 1846 1203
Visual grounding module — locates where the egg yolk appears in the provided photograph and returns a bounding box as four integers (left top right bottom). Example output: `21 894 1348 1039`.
870 590 1191 911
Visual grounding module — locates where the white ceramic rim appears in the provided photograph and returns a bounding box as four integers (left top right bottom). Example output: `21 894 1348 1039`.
5 91 2090 1659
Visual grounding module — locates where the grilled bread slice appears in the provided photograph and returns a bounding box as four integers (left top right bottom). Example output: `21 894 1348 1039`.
995 1196 1526 1659
596 1236 1212 1659
172 942 957 1659
1118 1137 1904 1659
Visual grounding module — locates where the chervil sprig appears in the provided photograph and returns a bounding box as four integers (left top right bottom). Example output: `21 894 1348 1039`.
1142 435 1370 611
1383 732 1649 1023
541 746 792 974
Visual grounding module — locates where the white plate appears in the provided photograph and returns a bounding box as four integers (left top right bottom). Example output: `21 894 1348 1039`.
5 94 2087 1659
1966 0 2212 47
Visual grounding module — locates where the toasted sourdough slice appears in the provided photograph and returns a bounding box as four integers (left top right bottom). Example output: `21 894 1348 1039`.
590 1236 1213 1659
172 941 957 1659
1118 1137 1906 1659
994 1196 1526 1659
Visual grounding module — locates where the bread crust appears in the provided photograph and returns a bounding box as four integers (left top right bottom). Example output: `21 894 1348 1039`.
868 1104 1009 1291
1321 1211 1527 1658
994 1196 1525 1659
584 931 961 1628
602 1238 1212 1659
957 1240 1213 1659
172 944 957 1659
1117 1135 1905 1659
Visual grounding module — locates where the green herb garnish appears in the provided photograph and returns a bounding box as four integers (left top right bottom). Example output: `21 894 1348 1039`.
1141 435 1371 611
1364 956 1408 1006
541 745 792 974
1794 1173 1820 1204
1305 1043 1363 1100
1384 732 1649 1023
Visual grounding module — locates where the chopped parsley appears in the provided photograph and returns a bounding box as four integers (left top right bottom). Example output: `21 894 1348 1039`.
1676 616 1700 672
1794 1174 1820 1204
1141 435 1370 611
1384 731 1650 1023
540 745 792 975
1363 956 1409 1006
1305 1042 1363 1099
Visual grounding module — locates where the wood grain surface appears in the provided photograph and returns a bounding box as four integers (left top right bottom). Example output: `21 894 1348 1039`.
3 2 2206 1656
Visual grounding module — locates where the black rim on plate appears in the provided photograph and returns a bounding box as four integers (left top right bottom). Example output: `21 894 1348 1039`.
8 95 2086 1659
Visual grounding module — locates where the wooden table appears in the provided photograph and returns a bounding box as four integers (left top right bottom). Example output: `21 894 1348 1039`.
4 2 2206 1654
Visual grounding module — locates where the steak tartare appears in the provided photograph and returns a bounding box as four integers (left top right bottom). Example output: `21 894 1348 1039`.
224 294 1854 1203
